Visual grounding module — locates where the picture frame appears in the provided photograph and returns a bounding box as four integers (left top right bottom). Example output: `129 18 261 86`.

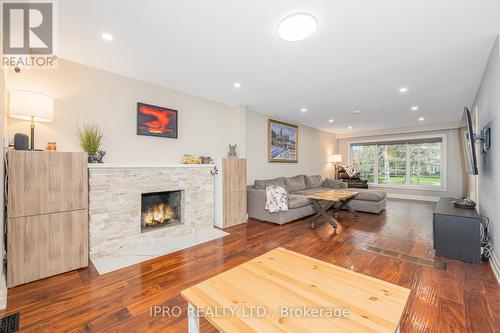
137 102 178 139
268 119 299 163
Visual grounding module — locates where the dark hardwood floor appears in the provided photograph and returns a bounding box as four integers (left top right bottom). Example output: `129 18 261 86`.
1 199 499 332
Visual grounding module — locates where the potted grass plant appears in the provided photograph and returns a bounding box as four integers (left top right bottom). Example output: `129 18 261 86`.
77 124 105 163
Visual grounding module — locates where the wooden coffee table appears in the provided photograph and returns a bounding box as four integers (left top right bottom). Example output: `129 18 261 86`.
181 247 410 333
306 190 359 228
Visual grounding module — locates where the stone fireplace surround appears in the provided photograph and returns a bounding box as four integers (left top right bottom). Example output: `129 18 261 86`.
88 164 226 273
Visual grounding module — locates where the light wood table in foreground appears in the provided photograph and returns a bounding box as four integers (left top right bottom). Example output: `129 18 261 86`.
181 247 410 333
306 190 360 228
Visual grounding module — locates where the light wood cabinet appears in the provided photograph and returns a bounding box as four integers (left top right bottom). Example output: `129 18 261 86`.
222 158 247 228
7 151 88 287
7 151 87 218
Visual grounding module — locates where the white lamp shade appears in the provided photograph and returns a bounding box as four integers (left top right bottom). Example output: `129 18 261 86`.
9 90 54 122
328 154 342 163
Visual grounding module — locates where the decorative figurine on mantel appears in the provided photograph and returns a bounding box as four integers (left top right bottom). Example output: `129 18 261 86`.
77 124 106 163
228 144 238 158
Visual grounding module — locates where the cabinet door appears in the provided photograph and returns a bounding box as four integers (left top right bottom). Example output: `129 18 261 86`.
7 210 88 287
223 191 247 228
434 214 481 264
8 151 88 218
222 159 247 228
223 158 247 192
237 159 247 191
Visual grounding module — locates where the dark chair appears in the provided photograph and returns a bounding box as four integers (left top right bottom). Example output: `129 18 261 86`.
336 166 369 189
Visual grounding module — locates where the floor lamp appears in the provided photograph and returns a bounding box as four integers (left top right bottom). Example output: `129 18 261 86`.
327 154 342 179
9 90 54 150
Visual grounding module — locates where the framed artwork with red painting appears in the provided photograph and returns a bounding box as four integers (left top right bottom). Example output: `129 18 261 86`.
137 102 178 139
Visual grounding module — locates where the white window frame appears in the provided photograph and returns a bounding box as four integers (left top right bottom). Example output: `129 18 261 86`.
347 133 448 191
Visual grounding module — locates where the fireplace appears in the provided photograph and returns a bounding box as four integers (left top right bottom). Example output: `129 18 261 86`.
141 190 182 232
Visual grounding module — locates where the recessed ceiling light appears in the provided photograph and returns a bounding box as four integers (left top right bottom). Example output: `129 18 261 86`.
352 110 361 115
277 13 318 42
418 117 425 121
101 33 114 41
328 119 334 123
233 82 241 88
411 106 419 111
348 126 353 129
399 87 408 93
301 108 307 112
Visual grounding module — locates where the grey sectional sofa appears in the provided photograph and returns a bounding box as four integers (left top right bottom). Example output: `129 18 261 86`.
247 175 386 225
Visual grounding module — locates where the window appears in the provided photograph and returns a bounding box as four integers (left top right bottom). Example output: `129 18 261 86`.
349 136 444 189
378 144 407 185
409 142 442 186
351 145 375 183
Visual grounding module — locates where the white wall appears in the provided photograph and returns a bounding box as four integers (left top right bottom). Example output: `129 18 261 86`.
471 35 500 278
245 110 337 184
5 59 241 227
337 128 465 200
6 59 239 160
0 66 7 309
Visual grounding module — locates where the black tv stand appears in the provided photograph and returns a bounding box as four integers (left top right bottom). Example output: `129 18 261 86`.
433 197 482 264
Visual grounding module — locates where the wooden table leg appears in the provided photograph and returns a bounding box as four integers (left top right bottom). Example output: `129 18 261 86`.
188 303 200 333
345 203 359 219
334 198 359 219
309 200 336 228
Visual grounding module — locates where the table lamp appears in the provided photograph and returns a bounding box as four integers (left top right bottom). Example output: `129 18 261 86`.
327 154 342 179
9 90 54 150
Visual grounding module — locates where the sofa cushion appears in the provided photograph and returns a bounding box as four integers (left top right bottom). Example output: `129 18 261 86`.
288 194 311 209
254 177 285 190
304 175 323 188
349 189 386 202
284 175 306 192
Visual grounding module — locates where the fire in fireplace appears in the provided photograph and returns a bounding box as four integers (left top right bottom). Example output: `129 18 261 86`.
141 190 182 232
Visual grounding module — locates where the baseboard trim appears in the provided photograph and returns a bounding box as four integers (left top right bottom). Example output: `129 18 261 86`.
386 193 440 202
490 251 500 284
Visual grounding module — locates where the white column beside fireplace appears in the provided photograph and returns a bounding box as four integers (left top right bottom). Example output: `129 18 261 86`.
88 164 226 274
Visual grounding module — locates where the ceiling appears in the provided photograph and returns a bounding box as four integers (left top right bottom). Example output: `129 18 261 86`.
57 0 500 135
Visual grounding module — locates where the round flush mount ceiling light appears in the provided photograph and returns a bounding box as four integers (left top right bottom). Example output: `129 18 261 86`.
399 87 408 93
301 108 308 112
233 82 241 88
277 13 318 42
352 110 361 115
411 106 419 111
101 33 114 41
418 117 425 121
328 119 334 123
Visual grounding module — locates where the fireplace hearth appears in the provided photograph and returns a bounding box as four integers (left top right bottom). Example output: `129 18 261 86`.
141 190 182 232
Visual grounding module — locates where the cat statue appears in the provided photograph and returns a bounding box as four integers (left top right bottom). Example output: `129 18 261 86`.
228 144 238 158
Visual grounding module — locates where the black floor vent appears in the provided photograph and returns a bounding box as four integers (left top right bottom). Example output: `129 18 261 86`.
0 313 20 333
365 245 447 270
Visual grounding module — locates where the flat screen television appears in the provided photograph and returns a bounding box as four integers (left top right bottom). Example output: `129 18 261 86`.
461 107 478 175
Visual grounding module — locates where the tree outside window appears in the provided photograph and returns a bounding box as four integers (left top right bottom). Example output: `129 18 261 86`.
378 144 407 184
351 145 376 183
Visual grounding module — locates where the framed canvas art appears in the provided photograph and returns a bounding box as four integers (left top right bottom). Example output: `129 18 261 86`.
137 102 178 138
268 119 298 163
